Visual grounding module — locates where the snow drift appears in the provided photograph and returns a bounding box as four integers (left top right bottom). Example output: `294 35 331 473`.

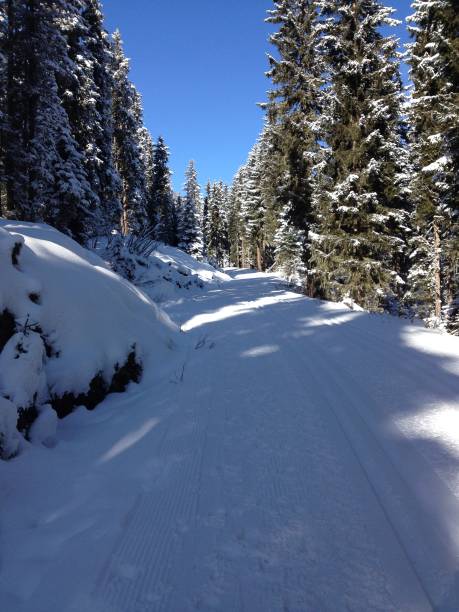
0 221 178 458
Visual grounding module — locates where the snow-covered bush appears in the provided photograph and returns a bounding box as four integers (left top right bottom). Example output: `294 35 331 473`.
0 221 178 459
101 229 158 282
98 235 230 304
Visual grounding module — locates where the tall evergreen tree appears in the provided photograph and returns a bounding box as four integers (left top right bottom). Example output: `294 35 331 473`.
406 0 459 330
262 0 322 268
111 29 146 235
310 0 410 310
0 0 7 213
138 124 154 218
242 140 266 270
77 0 121 233
274 201 306 282
150 135 175 244
207 181 227 267
201 180 211 258
4 0 95 240
178 160 203 256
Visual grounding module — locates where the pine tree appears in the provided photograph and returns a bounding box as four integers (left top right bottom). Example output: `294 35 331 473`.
111 30 147 235
227 169 245 267
201 180 211 258
262 0 322 274
76 0 121 233
406 0 459 330
242 140 266 270
274 201 306 282
207 181 227 267
178 160 203 256
4 0 95 240
310 0 410 310
0 2 7 214
138 125 154 218
150 136 175 244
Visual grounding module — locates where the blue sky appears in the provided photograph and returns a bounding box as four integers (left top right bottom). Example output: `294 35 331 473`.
103 1 411 192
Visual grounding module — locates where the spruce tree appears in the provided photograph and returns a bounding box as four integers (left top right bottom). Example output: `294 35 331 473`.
274 201 306 282
201 180 211 258
311 0 410 310
138 125 154 220
150 136 175 244
77 0 121 233
111 30 147 235
407 0 459 330
242 140 266 270
262 0 322 272
227 169 245 267
207 181 227 267
4 0 95 240
178 160 203 256
0 1 7 213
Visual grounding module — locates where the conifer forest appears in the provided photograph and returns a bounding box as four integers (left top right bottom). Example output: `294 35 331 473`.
1 0 457 329
0 2 459 611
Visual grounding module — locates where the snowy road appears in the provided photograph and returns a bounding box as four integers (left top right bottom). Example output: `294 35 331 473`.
2 270 459 611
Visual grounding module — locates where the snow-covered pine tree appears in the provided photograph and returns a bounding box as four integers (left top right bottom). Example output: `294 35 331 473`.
137 125 154 221
111 30 147 235
207 181 227 267
311 0 410 311
201 180 211 258
274 200 306 283
406 0 459 331
178 160 203 257
4 0 95 240
262 0 322 278
65 0 121 235
242 140 266 270
150 136 175 244
227 168 246 267
0 0 7 213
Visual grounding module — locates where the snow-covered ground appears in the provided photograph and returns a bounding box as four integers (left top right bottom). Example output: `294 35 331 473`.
1 264 459 611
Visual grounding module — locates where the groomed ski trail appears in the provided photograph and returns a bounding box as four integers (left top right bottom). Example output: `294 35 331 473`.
3 269 459 612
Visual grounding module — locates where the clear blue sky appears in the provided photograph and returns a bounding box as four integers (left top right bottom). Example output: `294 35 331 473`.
103 1 411 192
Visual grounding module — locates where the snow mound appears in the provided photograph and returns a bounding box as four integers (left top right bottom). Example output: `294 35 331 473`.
0 221 178 457
98 234 230 304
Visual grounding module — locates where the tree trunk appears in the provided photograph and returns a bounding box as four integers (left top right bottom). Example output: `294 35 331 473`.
256 243 263 271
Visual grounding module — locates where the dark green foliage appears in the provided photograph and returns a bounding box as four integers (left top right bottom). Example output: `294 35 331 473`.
406 0 459 329
150 136 176 244
310 0 410 310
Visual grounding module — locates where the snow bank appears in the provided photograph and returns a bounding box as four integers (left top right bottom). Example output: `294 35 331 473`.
0 221 179 457
97 234 230 304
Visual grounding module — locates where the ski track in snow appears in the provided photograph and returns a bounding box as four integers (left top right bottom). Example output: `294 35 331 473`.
2 269 459 612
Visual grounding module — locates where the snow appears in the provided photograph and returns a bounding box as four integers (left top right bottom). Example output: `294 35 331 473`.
1 267 459 610
0 331 47 409
97 236 230 305
0 221 178 402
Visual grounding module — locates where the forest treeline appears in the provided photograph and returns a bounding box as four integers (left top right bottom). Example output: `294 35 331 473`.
0 0 457 332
